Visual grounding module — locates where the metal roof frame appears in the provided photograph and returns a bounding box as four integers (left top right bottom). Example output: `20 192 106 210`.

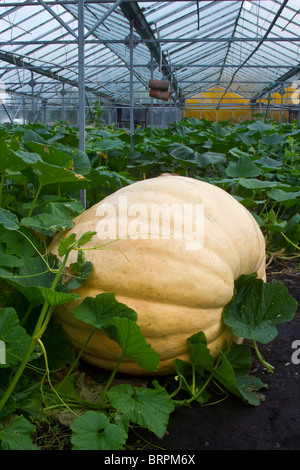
0 1 299 105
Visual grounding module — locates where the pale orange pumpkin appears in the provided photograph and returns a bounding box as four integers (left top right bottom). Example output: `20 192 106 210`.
50 176 266 375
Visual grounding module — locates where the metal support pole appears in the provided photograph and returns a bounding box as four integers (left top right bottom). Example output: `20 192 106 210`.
78 0 86 208
150 54 154 133
61 83 66 126
29 73 36 123
129 19 134 152
23 97 26 124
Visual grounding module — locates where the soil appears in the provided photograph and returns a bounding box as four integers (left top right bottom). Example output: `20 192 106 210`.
147 260 300 451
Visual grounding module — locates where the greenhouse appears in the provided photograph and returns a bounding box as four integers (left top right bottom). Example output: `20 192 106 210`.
1 0 300 130
0 0 299 452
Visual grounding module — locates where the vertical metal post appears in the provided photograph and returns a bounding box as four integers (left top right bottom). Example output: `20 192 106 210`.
78 0 86 208
280 84 284 126
150 53 154 133
129 19 134 152
61 83 66 127
23 97 26 124
30 73 36 124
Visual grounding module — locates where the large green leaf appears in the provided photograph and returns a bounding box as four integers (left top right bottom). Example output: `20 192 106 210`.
0 257 56 307
0 415 39 450
23 141 73 168
105 317 160 372
107 382 174 438
72 293 137 329
0 208 19 231
0 308 39 367
21 212 74 236
223 277 298 344
247 121 274 133
226 155 262 178
16 150 87 187
212 350 267 406
70 411 127 450
260 133 286 147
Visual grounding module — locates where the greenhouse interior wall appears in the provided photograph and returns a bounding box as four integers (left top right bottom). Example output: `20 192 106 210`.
184 85 300 124
0 91 182 129
2 86 299 129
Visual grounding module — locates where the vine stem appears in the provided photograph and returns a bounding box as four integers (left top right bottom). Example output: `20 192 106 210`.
0 250 70 412
37 338 79 417
98 357 123 407
56 328 97 391
253 340 274 373
185 373 213 404
27 182 42 218
281 232 300 252
0 171 5 208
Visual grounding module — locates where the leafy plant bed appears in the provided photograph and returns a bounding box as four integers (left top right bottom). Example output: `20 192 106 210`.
14 260 298 451
0 118 299 450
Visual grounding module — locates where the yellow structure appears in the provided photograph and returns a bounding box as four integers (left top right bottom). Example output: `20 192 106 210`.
184 85 297 123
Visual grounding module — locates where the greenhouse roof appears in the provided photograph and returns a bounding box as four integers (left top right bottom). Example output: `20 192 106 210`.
0 0 299 106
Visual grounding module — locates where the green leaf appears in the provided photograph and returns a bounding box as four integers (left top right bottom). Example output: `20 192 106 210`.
0 257 56 307
21 213 74 235
266 188 300 203
17 150 87 187
34 320 75 370
238 178 276 190
70 411 127 450
226 155 261 178
260 133 286 147
197 152 226 166
57 231 96 258
0 143 42 173
0 208 19 230
247 121 274 133
38 287 80 307
212 351 267 406
65 260 93 292
105 317 160 372
58 233 77 256
23 141 73 168
0 308 37 368
226 342 253 376
0 415 39 450
187 332 214 370
77 231 97 248
107 382 174 438
0 251 23 268
223 278 298 344
0 227 39 258
73 293 137 329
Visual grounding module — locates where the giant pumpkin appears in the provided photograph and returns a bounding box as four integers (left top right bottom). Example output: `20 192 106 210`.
50 176 266 375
